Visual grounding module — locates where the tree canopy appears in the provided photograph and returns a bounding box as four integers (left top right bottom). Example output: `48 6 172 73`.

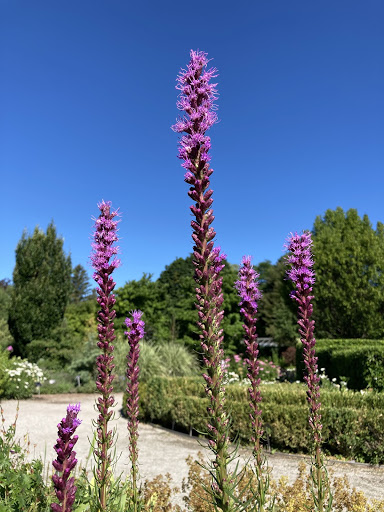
114 256 245 354
312 207 384 338
8 222 72 356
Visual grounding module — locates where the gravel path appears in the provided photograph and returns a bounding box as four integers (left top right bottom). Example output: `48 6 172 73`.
1 393 383 506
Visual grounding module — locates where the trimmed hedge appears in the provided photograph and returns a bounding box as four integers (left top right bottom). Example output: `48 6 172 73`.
296 338 384 390
124 377 384 464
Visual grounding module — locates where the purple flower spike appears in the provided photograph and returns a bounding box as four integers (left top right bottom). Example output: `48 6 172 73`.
173 50 231 509
91 200 120 508
285 232 320 442
124 310 145 505
51 404 81 512
235 256 263 465
172 50 218 174
285 231 331 510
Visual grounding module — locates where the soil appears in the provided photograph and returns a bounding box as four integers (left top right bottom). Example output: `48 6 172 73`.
1 392 383 507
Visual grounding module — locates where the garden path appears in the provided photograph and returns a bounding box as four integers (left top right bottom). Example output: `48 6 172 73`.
1 393 383 506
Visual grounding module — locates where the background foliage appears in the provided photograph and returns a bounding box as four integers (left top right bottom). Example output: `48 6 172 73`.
130 377 384 464
8 223 72 357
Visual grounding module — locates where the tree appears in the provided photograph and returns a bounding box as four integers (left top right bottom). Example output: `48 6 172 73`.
114 255 245 353
8 222 72 356
312 207 384 338
70 264 92 303
0 283 13 350
157 255 197 346
157 255 244 353
220 261 245 354
115 273 168 342
256 258 297 345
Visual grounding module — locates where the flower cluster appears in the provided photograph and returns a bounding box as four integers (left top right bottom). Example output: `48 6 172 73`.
235 256 263 464
172 49 218 175
285 232 321 443
124 309 145 504
5 358 46 396
285 231 331 510
91 200 120 508
173 50 233 509
52 403 81 512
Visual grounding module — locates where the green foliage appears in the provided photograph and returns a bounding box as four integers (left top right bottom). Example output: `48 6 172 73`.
296 338 384 390
0 286 11 323
364 352 384 392
115 339 199 385
0 407 52 511
256 258 297 345
8 222 72 357
156 341 199 378
26 333 77 369
115 273 168 342
0 350 10 397
1 357 45 399
115 337 163 383
0 319 13 352
70 264 92 303
312 207 384 338
64 298 98 341
157 255 197 346
134 377 384 463
0 285 14 352
115 256 245 354
220 262 244 354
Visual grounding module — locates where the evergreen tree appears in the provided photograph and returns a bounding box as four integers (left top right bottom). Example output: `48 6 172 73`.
70 264 92 303
8 222 72 356
312 207 384 338
157 255 196 345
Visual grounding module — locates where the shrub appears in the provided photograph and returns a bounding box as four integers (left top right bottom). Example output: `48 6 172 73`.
0 406 52 511
296 338 384 390
130 377 384 463
2 357 46 399
114 338 199 384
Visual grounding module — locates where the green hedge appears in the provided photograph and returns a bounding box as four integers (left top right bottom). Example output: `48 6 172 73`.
296 338 384 390
124 377 384 464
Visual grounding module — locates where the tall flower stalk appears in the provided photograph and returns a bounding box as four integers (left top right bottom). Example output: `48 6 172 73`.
235 256 270 511
285 231 332 512
52 403 81 512
124 310 145 512
91 200 120 510
173 50 233 511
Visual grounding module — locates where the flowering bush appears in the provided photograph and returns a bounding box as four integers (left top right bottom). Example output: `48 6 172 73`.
229 354 280 384
3 357 46 399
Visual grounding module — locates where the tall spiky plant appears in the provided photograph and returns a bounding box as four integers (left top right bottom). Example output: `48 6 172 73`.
124 310 145 512
235 256 272 511
285 231 332 512
172 50 235 511
91 200 120 510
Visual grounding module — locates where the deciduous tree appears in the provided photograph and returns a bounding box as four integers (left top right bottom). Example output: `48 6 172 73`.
312 207 384 338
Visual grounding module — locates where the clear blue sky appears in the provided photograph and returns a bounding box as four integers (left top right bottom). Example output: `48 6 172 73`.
1 1 383 288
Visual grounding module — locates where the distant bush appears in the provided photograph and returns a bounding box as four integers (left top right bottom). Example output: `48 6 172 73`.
296 338 384 390
0 357 46 399
128 377 384 464
114 338 199 383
